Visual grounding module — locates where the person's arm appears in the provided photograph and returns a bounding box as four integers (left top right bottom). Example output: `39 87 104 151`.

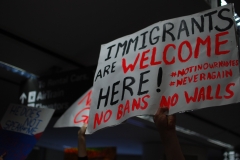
78 124 88 160
0 152 6 160
153 107 185 160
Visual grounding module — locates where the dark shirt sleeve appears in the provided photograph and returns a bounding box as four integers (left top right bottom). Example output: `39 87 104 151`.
78 156 88 160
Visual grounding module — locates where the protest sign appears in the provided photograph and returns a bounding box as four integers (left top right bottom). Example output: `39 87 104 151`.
87 4 240 134
54 88 92 129
0 104 54 160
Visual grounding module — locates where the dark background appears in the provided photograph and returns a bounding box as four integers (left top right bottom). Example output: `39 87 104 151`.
0 0 240 159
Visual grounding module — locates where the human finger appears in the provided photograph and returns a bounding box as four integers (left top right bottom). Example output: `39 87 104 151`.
153 107 161 122
81 123 87 134
159 107 168 115
167 114 176 126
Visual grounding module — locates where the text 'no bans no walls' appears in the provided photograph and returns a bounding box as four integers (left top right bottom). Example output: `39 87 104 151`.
87 4 240 134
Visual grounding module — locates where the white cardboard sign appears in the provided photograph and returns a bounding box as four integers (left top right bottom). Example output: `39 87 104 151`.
1 104 54 135
88 4 240 134
54 88 92 129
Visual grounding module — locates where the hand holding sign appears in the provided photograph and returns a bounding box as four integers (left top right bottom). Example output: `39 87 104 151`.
78 124 87 158
0 152 6 160
154 107 185 160
154 107 176 134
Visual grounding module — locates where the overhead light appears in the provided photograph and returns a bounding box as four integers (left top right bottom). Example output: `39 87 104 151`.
223 151 240 159
221 0 227 6
207 139 234 149
0 61 38 79
220 0 240 27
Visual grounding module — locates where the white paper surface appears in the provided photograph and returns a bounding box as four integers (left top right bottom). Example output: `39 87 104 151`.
1 104 55 135
88 4 240 134
54 88 92 132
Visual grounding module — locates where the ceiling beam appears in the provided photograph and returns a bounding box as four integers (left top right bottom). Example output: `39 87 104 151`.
186 112 240 139
0 76 20 86
0 28 85 68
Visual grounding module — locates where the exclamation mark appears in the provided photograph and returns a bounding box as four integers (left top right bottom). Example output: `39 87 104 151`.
156 67 163 93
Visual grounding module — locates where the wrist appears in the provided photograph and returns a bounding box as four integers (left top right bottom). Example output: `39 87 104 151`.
78 136 85 140
78 137 86 144
159 129 177 143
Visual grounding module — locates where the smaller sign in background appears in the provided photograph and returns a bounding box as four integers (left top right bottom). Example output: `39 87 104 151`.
0 104 54 160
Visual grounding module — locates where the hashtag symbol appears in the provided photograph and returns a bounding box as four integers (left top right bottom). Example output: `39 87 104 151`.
169 81 175 86
170 72 176 77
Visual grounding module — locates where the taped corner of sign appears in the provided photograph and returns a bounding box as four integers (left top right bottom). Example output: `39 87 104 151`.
86 126 94 135
85 129 90 135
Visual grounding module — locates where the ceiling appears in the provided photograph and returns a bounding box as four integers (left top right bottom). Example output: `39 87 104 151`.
0 0 240 156
226 0 240 15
